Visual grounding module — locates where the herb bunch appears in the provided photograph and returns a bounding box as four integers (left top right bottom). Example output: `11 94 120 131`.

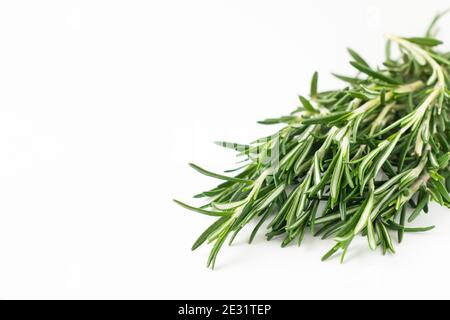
175 13 450 268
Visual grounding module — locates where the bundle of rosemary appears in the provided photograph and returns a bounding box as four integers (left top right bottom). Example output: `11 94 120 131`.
175 13 450 268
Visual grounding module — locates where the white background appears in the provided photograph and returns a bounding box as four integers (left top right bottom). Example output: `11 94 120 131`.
0 0 449 299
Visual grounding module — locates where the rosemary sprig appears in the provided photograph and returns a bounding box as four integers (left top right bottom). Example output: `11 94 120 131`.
175 13 450 268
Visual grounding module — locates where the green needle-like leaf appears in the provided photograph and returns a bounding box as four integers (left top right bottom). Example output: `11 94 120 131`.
189 163 252 184
173 200 232 217
405 37 443 47
350 61 401 85
310 71 319 99
348 48 370 67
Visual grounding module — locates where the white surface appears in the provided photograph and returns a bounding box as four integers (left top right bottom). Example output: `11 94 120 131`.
0 0 449 300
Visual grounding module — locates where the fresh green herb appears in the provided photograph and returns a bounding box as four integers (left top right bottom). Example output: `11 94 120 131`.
175 13 450 268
